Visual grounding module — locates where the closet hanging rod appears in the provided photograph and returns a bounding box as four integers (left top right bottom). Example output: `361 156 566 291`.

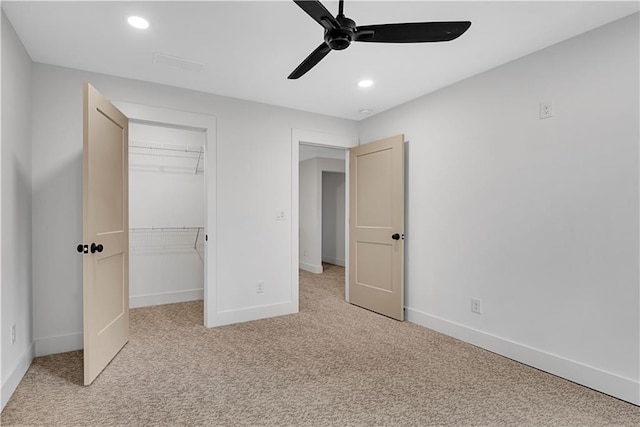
129 226 204 231
129 143 203 155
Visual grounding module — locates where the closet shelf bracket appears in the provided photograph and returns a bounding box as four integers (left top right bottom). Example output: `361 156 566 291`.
195 148 203 175
194 227 202 249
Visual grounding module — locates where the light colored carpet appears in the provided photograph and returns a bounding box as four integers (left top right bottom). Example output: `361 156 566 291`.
2 263 639 426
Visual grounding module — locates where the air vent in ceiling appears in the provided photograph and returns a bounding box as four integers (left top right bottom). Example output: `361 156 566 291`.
152 52 205 72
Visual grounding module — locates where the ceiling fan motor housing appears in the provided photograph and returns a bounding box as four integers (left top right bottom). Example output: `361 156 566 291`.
325 15 356 50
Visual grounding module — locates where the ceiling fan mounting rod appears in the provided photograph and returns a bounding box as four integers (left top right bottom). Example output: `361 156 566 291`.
338 0 344 16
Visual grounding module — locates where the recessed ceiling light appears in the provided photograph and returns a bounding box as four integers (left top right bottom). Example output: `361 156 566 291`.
358 79 374 88
127 16 149 30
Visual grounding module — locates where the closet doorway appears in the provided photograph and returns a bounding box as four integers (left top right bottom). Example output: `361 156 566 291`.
128 123 205 308
298 144 347 276
114 101 217 327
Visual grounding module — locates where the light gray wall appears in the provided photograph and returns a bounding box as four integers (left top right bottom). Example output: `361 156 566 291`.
1 11 34 409
299 157 345 273
322 172 345 266
299 158 321 273
359 13 640 404
30 64 358 355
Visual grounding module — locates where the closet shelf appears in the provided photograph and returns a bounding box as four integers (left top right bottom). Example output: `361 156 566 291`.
129 140 204 174
129 143 202 155
130 226 204 250
130 226 203 231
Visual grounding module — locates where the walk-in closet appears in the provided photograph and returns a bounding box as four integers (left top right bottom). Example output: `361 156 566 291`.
128 122 205 308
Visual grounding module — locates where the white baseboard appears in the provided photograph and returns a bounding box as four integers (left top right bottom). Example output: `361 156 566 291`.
130 288 204 308
208 300 297 327
2 342 35 410
322 256 345 267
406 307 640 406
300 262 323 274
33 289 203 357
35 332 83 357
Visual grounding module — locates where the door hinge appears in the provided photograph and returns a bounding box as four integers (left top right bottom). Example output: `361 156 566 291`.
205 234 208 242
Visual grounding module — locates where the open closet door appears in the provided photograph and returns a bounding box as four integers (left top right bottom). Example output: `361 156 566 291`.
349 135 405 320
82 83 130 385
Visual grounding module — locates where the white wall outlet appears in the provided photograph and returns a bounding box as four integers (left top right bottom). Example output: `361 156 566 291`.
256 281 264 293
11 324 16 344
275 211 285 220
471 298 482 314
539 101 553 119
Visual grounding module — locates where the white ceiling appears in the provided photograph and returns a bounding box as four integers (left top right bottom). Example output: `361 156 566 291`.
3 1 638 120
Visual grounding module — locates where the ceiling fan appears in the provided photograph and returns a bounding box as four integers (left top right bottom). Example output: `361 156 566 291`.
289 0 471 79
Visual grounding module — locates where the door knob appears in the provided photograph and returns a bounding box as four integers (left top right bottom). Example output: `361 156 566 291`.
77 244 88 254
90 243 103 254
391 233 400 240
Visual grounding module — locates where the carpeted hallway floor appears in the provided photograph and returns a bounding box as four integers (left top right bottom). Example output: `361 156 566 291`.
1 263 639 426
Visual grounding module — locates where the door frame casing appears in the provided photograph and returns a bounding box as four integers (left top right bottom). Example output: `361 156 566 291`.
113 102 217 327
291 129 358 304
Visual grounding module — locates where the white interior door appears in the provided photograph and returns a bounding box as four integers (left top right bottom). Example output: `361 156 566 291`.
82 83 129 385
349 135 405 320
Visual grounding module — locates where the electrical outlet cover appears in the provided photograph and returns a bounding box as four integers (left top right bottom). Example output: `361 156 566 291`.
471 298 482 314
539 101 553 119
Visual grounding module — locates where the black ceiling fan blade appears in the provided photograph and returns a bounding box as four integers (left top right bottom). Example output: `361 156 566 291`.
355 21 471 43
288 43 332 79
294 0 341 31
